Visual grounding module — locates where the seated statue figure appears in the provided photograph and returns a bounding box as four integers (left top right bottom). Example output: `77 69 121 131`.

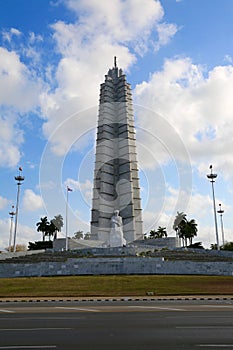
109 210 126 247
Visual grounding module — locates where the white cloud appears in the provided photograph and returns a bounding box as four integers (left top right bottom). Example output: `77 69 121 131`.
39 0 177 156
0 47 45 167
155 22 179 50
65 0 164 45
22 189 43 211
142 182 230 248
10 28 21 36
65 178 93 205
65 178 92 191
0 218 10 250
0 47 41 111
224 54 233 64
134 58 233 181
0 196 8 210
28 31 43 44
0 112 23 167
2 27 21 42
0 219 33 250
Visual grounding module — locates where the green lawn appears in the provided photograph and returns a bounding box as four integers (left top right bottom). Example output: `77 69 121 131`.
0 275 232 298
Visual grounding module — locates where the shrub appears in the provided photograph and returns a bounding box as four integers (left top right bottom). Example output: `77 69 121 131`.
28 241 53 250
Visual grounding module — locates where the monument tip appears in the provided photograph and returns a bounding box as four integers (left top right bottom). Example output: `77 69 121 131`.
114 56 117 68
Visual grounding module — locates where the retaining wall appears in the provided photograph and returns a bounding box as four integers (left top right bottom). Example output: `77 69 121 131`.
1 257 233 278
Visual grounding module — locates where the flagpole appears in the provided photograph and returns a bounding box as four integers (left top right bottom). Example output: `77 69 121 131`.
65 187 69 251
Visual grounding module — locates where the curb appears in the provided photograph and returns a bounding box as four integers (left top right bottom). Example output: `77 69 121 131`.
1 296 233 303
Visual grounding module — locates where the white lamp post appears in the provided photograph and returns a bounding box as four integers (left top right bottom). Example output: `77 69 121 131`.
217 203 225 246
9 205 15 252
207 165 220 251
65 186 72 251
13 167 25 253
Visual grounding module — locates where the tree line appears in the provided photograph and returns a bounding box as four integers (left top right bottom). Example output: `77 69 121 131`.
36 215 64 241
148 211 198 248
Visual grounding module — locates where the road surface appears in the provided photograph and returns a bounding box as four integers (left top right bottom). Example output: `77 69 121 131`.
0 299 233 349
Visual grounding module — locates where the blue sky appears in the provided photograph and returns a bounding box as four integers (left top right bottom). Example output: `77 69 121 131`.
1 0 233 249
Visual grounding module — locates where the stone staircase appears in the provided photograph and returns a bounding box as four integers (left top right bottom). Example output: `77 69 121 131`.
1 248 233 264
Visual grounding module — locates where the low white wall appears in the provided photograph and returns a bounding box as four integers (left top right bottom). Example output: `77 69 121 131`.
1 257 233 277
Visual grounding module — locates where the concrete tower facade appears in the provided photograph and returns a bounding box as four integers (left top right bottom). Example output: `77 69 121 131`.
91 58 143 245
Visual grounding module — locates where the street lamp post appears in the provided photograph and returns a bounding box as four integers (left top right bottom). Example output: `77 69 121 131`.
9 205 15 252
207 164 220 250
217 203 225 246
13 167 25 253
65 186 72 251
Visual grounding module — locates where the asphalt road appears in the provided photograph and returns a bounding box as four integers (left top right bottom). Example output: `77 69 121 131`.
0 299 233 350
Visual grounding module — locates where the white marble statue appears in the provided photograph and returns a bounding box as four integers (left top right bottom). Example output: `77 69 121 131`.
109 210 126 247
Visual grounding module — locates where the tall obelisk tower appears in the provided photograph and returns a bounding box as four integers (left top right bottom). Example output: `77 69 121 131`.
91 58 143 245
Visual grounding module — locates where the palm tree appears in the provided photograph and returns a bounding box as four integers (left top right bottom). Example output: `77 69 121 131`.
174 213 198 247
36 216 50 241
149 227 167 239
156 226 167 238
173 212 187 247
149 229 156 239
48 221 56 241
184 219 198 245
51 214 64 239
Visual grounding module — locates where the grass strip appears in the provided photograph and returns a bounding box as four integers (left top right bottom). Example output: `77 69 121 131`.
0 275 233 297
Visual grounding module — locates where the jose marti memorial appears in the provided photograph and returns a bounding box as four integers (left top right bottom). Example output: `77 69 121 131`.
90 57 144 247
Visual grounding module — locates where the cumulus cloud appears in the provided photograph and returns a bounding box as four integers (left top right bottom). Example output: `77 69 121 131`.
0 112 23 167
22 189 43 211
0 47 41 111
134 57 233 180
40 0 178 156
0 46 45 167
65 0 164 46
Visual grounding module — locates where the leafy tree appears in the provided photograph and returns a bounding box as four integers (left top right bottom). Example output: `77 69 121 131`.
73 230 84 239
6 244 27 252
84 232 91 240
36 216 50 241
221 242 233 251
